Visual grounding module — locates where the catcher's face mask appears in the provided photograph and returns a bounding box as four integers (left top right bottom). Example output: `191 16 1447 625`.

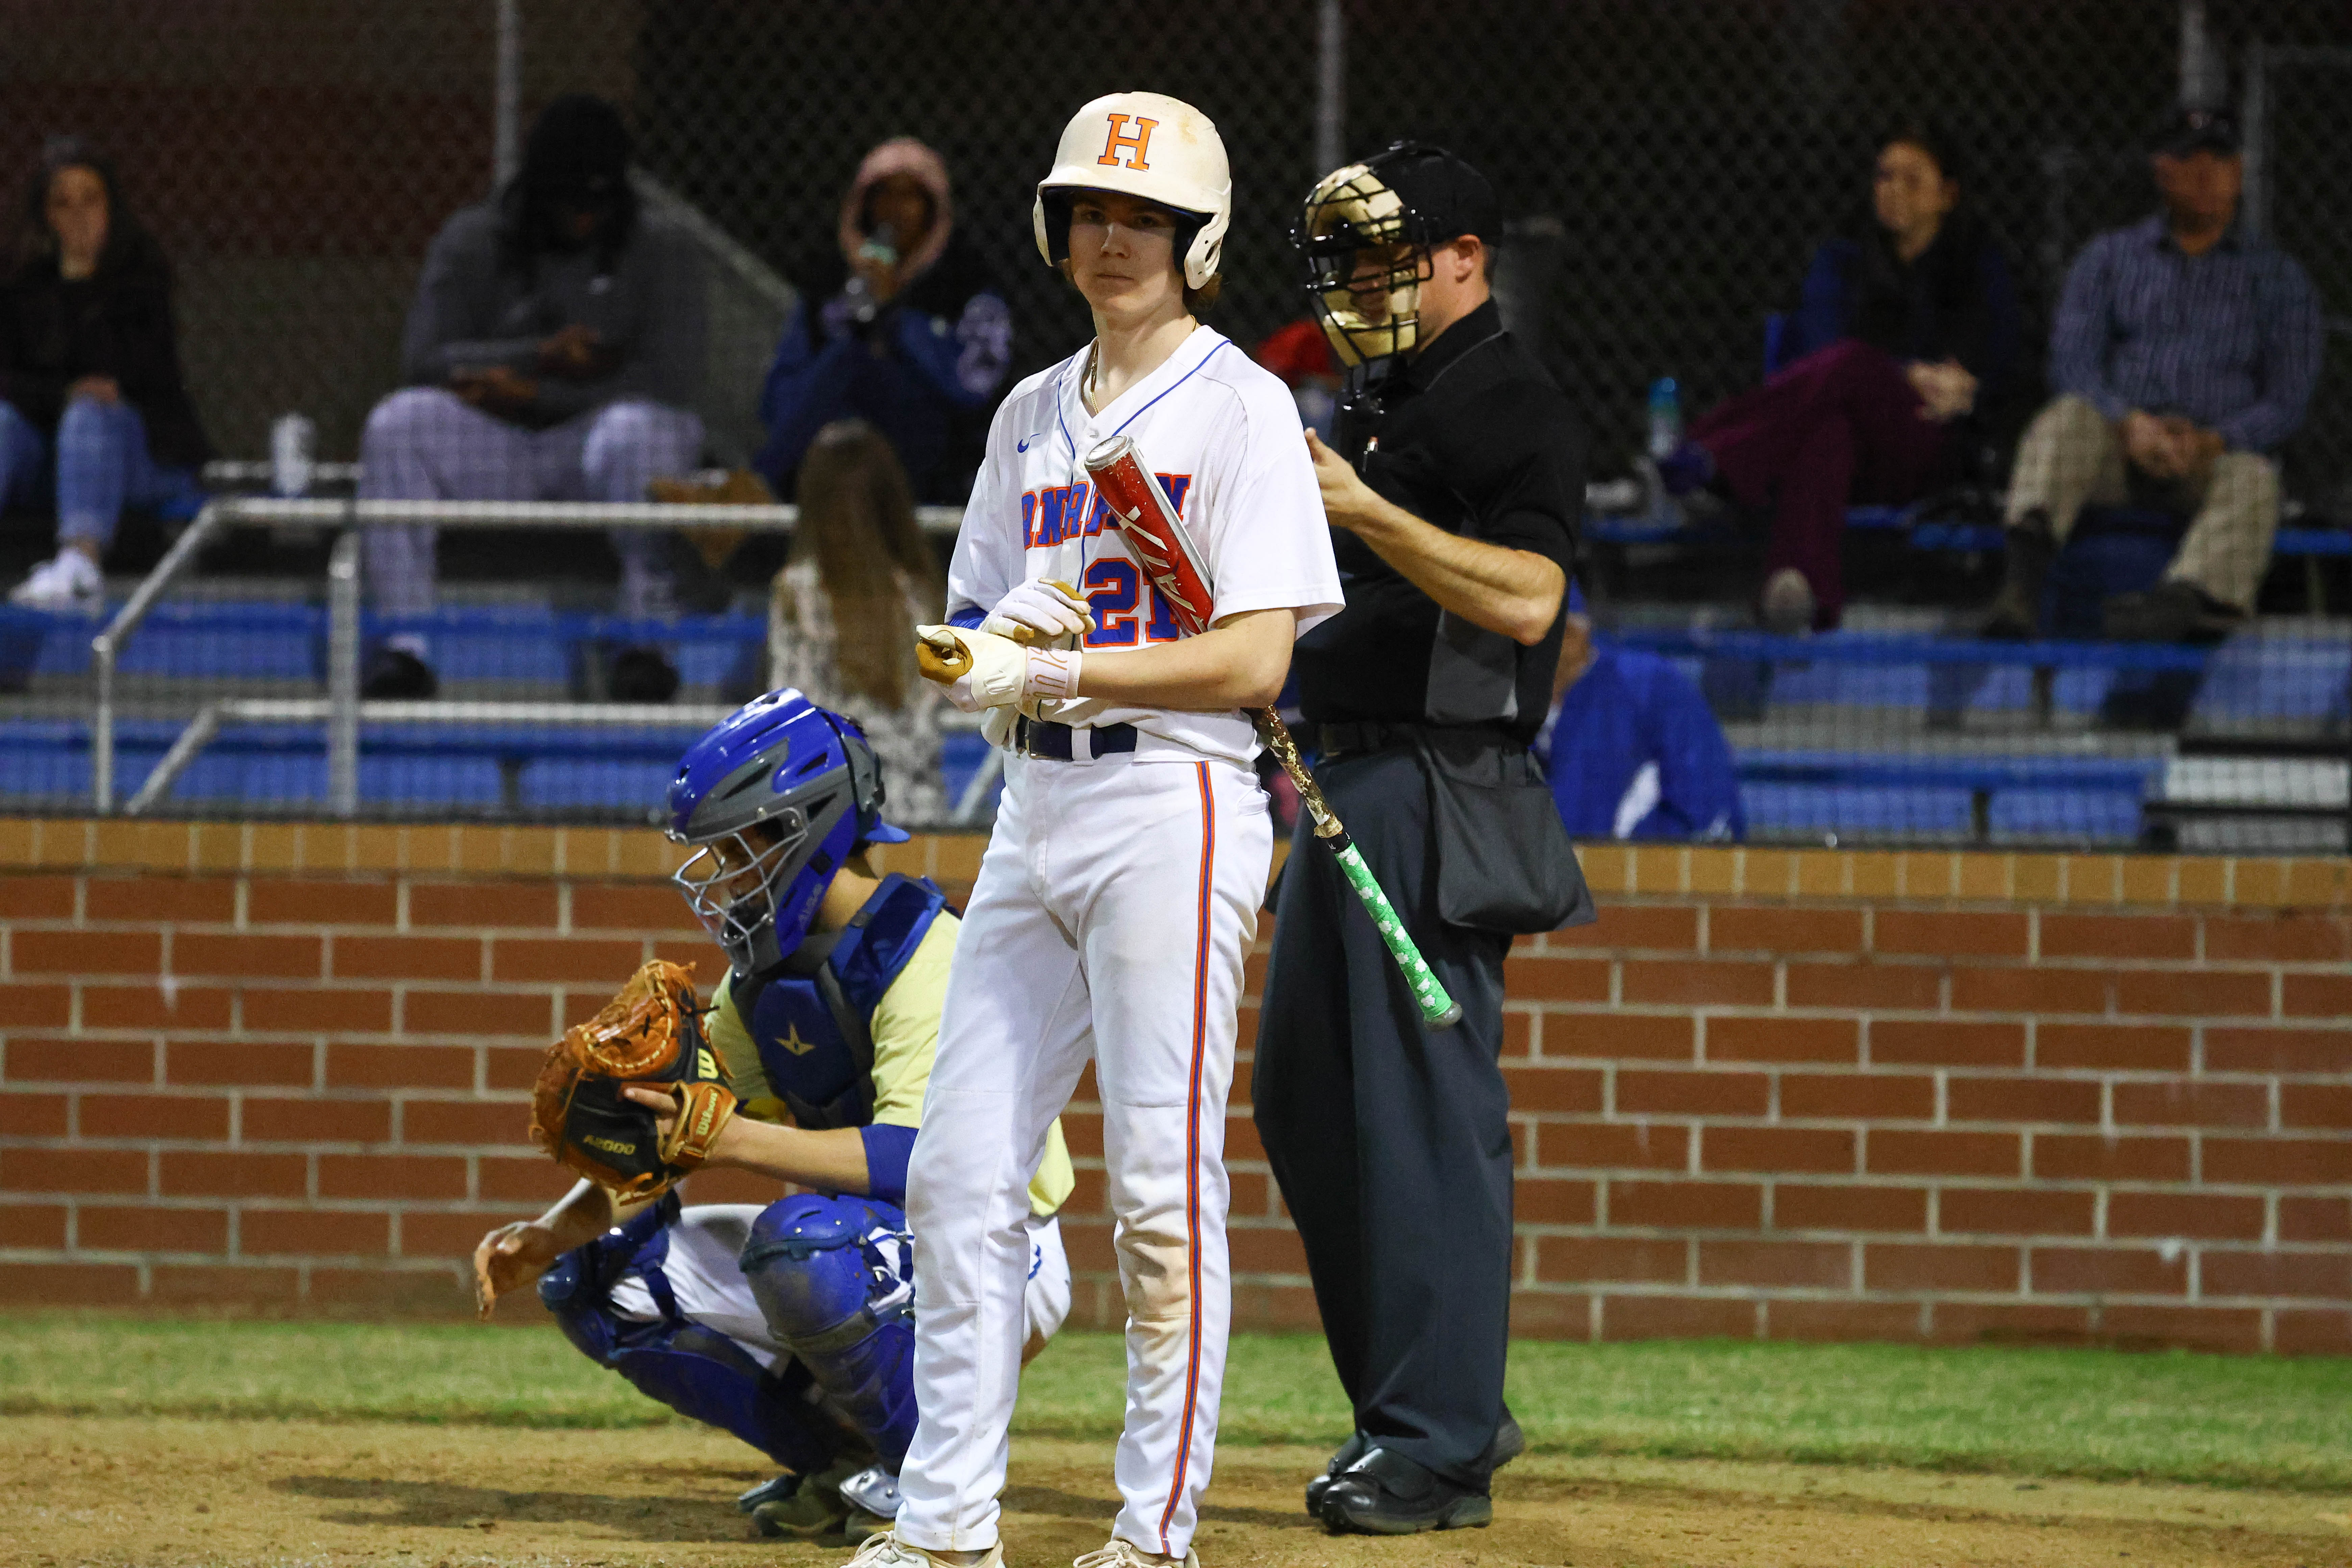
1297 162 1430 368
673 817 806 974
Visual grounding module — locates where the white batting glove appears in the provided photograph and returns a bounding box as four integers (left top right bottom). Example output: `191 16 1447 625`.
981 578 1095 645
914 626 1082 714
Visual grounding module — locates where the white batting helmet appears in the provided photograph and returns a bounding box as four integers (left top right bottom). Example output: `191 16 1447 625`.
1033 91 1231 291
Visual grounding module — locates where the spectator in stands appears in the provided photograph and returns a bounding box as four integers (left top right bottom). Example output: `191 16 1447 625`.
1254 317 1342 441
754 138 1010 505
1654 122 2018 633
1985 105 2322 643
768 419 947 822
358 94 707 700
2 136 208 611
1538 584 1744 840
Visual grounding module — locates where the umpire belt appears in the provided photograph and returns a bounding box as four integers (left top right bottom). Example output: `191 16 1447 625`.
1316 720 1515 760
1012 716 1138 761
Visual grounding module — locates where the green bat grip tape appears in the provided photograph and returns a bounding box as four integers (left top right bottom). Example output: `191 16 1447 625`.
1331 840 1463 1030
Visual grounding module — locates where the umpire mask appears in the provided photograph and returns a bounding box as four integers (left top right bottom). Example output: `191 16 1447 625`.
1295 142 1499 369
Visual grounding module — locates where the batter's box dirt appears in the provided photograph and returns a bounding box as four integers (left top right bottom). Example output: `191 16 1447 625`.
4 1416 2347 1567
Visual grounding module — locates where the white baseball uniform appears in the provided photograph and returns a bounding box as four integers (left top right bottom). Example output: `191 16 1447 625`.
897 325 1343 1558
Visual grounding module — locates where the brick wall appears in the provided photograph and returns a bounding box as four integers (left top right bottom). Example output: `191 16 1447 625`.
1 819 2347 1353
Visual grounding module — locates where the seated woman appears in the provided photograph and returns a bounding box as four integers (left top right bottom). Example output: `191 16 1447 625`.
1658 122 2018 632
2 137 209 610
768 419 948 823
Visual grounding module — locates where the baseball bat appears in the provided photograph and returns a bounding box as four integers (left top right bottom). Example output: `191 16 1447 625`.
1082 434 1462 1031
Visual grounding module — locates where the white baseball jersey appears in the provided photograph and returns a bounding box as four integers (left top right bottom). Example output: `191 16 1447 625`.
946 324 1344 762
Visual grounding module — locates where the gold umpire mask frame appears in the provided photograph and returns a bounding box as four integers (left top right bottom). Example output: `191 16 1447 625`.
1296 162 1434 369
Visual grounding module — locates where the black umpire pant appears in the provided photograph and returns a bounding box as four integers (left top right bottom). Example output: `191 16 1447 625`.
1253 743 1513 1491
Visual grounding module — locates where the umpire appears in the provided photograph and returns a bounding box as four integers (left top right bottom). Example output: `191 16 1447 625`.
1254 143 1590 1536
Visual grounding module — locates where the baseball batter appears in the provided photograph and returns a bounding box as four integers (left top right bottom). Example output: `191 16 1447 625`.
864 94 1342 1568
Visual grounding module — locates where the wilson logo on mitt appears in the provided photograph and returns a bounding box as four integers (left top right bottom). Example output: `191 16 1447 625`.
530 959 737 1201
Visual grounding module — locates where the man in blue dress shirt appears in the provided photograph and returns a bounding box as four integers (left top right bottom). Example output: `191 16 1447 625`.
1985 105 2322 643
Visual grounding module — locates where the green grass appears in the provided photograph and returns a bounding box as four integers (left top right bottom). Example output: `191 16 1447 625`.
4 1316 2347 1491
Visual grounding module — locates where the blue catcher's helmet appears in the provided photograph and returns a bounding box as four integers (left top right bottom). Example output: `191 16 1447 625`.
666 690 911 976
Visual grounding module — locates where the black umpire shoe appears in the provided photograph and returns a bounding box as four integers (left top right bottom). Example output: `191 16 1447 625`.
1303 1430 1368 1515
1317 1447 1492 1536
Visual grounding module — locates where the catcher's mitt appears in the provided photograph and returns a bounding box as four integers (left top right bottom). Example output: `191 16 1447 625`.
529 959 737 1201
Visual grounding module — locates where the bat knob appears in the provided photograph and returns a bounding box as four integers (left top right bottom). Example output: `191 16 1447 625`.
1430 1001 1464 1030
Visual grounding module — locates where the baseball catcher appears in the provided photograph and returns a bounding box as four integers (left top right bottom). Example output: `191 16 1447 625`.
473 691 1074 1541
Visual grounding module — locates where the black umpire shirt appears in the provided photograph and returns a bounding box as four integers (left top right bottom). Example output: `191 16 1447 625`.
1292 299 1584 743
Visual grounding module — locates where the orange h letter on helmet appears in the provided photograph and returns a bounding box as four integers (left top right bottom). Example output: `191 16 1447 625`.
1097 114 1158 170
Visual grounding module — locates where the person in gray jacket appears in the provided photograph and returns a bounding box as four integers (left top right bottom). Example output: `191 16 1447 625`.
359 94 707 700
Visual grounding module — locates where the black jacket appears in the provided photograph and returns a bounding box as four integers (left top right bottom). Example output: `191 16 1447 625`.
0 227 210 468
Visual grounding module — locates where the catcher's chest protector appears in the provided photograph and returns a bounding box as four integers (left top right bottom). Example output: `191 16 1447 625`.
738 874 948 1130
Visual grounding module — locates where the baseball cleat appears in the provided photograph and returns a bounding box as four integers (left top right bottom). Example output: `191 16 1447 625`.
737 1473 800 1514
842 1530 1003 1566
1072 1541 1201 1568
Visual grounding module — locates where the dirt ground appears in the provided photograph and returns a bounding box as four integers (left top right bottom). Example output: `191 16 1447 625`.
3 1417 2349 1568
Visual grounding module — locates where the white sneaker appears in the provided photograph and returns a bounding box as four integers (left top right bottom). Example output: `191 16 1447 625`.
1073 1542 1200 1568
843 1529 1003 1567
9 549 102 612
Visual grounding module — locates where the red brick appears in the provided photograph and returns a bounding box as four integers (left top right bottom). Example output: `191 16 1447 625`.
84 878 236 925
2203 912 2351 963
4 1036 153 1083
242 1096 393 1145
2204 1027 2352 1075
409 882 561 928
1945 1075 2101 1125
79 984 234 1031
2275 1308 2352 1355
306 1266 472 1314
1702 1126 1854 1175
1865 1242 2020 1292
490 937 646 985
2034 1134 2190 1182
1780 1073 1933 1121
1544 1012 1692 1060
1870 1020 2024 1068
1698 1239 1851 1288
2279 1196 2352 1243
1534 1236 1685 1284
0 874 77 917
1706 907 1863 955
2283 974 2352 1019
398 1208 541 1259
0 1203 68 1247
2032 1246 2185 1296
173 933 322 979
1610 1180 1760 1230
1782 962 1941 1012
1768 1299 1925 1342
78 1204 229 1252
2203 1138 2352 1186
240 1208 393 1257
1228 1225 1309 1275
1539 1122 1687 1171
0 1147 147 1195
326 1043 476 1091
12 929 160 976
330 935 481 982
0 1091 67 1135
1932 1302 2093 1346
401 1099 533 1147
404 990 550 1038
1867 1130 2019 1177
2111 1081 2269 1129
78 1093 229 1141
476 1155 584 1204
1614 1070 1767 1118
1874 910 2028 958
1948 967 2108 1015
1548 905 1697 952
0 982 72 1029
2036 1024 2189 1073
0 1263 141 1303
2099 1305 2263 1353
149 1265 300 1307
2282 1083 2352 1130
1502 955 1611 1002
165 1040 313 1088
1516 1177 1597 1224
571 884 699 931
1621 960 1773 1007
2107 1191 2264 1241
2037 913 2197 961
1708 1016 1858 1064
1772 1183 1926 1233
159 1151 306 1198
2115 970 2271 1019
246 880 400 927
1939 1186 2094 1237
650 938 725 972
241 988 395 1035
1500 1009 1533 1060
319 1154 466 1200
483 1046 544 1091
1600 1294 1756 1341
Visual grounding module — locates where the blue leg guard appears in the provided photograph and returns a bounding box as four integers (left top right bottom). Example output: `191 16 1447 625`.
741 1193 919 1471
539 1193 837 1474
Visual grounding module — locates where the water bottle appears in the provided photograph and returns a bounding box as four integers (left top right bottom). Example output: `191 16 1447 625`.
848 221 901 326
1645 376 1683 462
269 412 315 497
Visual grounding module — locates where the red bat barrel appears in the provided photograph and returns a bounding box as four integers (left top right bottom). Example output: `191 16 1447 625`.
1082 433 1216 638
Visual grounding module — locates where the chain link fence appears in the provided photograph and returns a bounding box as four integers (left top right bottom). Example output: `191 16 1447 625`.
0 0 2345 843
